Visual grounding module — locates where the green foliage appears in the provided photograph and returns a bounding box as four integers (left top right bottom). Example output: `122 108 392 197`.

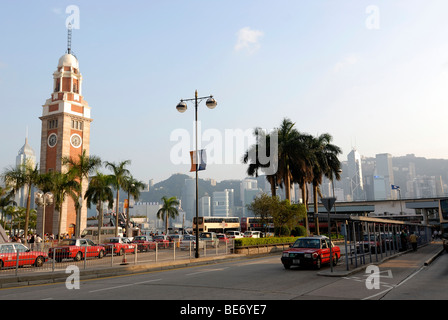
234 236 299 247
290 225 307 237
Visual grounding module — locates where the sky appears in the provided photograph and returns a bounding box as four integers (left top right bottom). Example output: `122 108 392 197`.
1 0 448 185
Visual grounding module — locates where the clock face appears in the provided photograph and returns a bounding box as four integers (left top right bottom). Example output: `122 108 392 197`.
48 133 57 148
70 134 82 148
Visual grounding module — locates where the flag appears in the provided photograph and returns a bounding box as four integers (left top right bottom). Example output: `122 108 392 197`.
190 149 207 172
391 185 400 190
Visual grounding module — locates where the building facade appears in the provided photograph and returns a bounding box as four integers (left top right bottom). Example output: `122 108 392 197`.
37 52 92 236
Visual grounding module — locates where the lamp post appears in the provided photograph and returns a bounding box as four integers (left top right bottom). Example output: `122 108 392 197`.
176 90 217 258
35 191 54 238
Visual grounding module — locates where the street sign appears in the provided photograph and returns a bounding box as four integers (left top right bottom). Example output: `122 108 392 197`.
321 197 336 213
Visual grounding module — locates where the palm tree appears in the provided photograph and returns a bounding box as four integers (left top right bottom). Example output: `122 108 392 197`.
62 149 102 237
309 133 342 235
45 171 79 241
242 128 279 197
0 188 16 229
122 175 146 236
105 160 131 236
157 196 180 235
84 171 114 242
2 160 41 242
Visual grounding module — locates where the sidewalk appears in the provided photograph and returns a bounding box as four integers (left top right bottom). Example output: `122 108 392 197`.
318 240 445 277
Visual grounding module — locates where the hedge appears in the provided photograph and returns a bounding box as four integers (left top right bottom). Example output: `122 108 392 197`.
234 236 300 247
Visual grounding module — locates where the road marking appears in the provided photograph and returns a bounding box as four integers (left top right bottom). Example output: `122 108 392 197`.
186 268 228 276
88 278 162 293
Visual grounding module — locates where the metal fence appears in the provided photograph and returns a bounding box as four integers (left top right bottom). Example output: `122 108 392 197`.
0 240 235 277
339 218 431 271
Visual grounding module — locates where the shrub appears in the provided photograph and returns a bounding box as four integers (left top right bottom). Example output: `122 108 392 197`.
234 236 299 247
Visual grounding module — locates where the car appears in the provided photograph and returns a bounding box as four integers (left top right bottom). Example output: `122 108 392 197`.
48 238 106 262
281 236 341 270
244 231 261 238
216 233 230 244
0 243 49 269
199 232 219 248
132 235 157 252
226 231 243 239
104 237 136 256
179 234 205 251
153 235 170 249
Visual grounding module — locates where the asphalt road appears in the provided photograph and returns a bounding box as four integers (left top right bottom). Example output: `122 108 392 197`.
0 250 446 301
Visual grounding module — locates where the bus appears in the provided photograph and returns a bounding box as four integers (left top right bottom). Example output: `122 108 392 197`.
81 227 124 243
192 217 240 234
240 217 274 234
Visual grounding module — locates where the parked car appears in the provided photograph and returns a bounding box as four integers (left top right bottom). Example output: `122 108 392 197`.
132 235 156 252
244 231 261 238
0 243 48 269
48 238 105 262
179 234 205 251
199 232 219 248
153 235 170 249
281 236 341 270
104 237 136 256
217 233 230 244
226 231 243 239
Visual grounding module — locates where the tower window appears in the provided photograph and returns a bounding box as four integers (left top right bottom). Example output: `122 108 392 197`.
48 119 58 129
71 120 83 131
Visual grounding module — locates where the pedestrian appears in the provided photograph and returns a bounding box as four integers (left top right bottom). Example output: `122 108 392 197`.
400 229 407 251
409 232 418 251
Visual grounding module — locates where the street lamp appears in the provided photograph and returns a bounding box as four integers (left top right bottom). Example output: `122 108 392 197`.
176 90 217 259
35 191 54 238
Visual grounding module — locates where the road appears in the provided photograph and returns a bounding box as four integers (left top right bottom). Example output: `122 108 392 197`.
0 251 446 301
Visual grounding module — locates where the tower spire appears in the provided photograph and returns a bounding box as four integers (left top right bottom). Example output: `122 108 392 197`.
67 23 72 54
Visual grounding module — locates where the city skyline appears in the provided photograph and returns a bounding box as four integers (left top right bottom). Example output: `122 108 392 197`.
1 1 448 184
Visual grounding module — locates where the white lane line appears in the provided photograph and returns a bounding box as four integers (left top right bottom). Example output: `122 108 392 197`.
89 278 162 293
186 268 228 276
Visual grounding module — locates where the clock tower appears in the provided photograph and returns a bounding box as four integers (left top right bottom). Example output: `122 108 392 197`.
38 47 92 237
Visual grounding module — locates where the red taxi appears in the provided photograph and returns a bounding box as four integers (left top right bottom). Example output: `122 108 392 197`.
104 237 136 255
48 238 105 262
281 236 340 270
132 235 156 252
153 235 170 249
0 243 48 269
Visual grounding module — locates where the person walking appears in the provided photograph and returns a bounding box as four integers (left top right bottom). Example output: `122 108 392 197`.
409 232 418 251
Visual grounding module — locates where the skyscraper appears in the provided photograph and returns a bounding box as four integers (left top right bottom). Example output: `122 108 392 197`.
347 148 365 201
374 153 394 200
15 137 37 208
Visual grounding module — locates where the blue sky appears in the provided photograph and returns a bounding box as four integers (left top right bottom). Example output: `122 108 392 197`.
1 0 448 184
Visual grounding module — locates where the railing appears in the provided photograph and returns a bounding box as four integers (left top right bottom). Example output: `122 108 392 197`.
0 239 234 277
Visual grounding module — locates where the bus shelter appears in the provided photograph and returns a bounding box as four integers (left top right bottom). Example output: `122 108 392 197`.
316 213 432 271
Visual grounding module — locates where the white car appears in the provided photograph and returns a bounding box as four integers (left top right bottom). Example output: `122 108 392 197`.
226 231 243 239
244 231 261 238
179 234 204 250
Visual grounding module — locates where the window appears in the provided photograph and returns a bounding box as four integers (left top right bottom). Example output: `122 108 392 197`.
71 120 83 131
48 119 58 129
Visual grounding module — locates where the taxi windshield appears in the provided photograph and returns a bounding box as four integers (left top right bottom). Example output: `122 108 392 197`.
292 239 320 249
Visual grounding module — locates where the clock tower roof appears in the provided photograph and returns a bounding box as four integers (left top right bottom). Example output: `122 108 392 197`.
58 53 79 69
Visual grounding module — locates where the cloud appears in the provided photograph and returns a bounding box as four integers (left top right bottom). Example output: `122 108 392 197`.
333 54 359 73
234 27 264 53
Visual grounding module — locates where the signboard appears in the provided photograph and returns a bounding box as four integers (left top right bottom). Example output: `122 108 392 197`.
321 197 336 213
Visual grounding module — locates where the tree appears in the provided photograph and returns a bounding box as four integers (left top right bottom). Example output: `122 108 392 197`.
309 133 342 235
242 128 279 197
84 171 114 242
2 160 41 242
105 160 131 236
122 175 146 236
157 196 180 235
0 187 16 229
62 149 102 237
247 193 306 236
44 171 79 241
